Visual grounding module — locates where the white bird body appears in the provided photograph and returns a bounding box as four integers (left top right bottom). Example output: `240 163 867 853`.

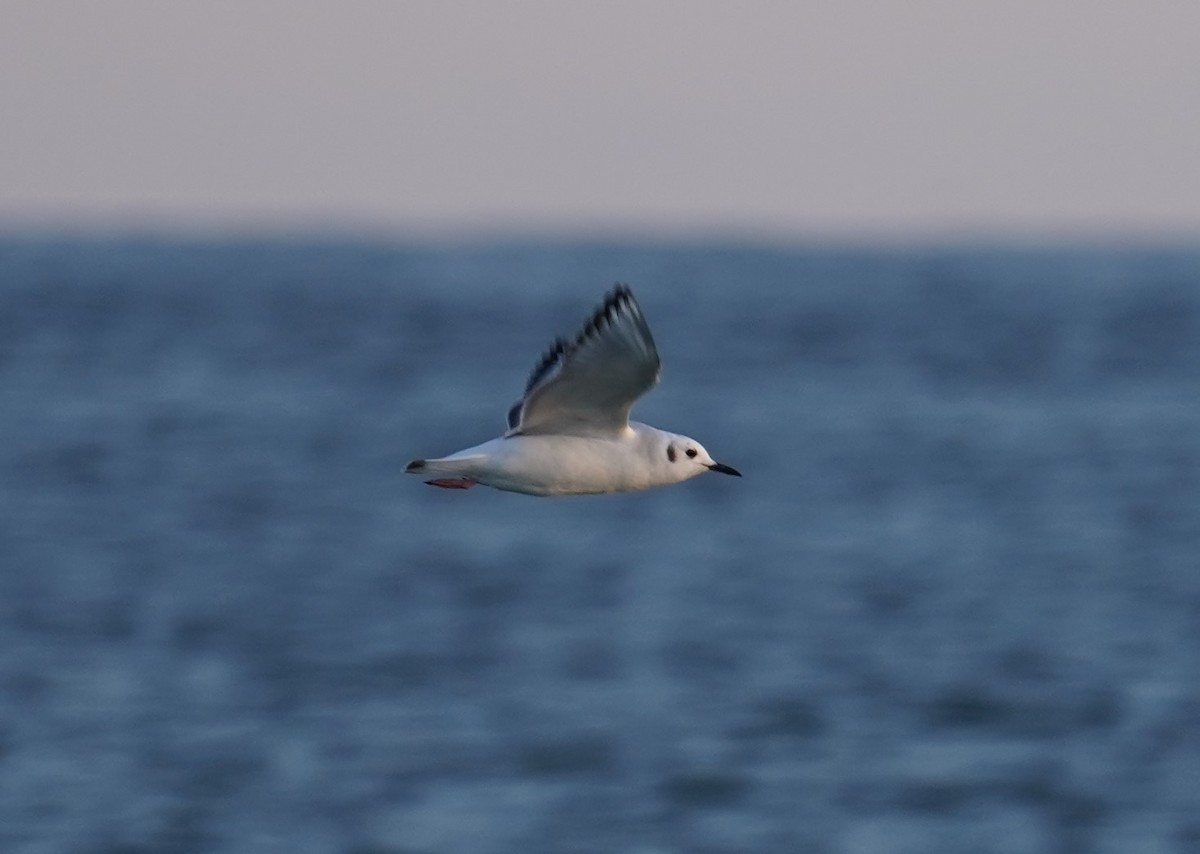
412 423 711 496
406 286 740 496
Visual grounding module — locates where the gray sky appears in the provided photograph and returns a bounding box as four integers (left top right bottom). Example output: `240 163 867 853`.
3 1 1199 240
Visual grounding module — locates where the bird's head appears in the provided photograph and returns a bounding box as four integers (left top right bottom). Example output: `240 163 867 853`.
663 434 741 479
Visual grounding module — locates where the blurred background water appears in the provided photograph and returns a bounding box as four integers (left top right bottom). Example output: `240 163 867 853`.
1 237 1198 853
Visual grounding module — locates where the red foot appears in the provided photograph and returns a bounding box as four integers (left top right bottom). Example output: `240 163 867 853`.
425 478 478 490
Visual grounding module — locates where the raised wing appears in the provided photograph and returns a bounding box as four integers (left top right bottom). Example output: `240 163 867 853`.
506 285 660 437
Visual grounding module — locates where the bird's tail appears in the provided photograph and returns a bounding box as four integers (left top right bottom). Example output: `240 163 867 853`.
404 455 485 477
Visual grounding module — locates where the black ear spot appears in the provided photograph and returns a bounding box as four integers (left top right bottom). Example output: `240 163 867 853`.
667 445 677 463
685 448 698 459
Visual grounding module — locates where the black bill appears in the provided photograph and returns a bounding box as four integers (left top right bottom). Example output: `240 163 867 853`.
707 462 742 477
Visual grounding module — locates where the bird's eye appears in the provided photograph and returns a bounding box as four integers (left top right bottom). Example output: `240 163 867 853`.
685 448 698 459
667 446 677 462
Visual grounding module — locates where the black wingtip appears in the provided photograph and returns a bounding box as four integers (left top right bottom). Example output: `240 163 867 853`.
578 284 638 346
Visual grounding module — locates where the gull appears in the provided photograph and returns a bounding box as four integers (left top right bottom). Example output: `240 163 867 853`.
405 284 741 496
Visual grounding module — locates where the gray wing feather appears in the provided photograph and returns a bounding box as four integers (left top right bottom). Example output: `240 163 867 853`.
506 285 660 437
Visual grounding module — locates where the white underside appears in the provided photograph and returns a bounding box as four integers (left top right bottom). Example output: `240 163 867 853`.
417 422 704 496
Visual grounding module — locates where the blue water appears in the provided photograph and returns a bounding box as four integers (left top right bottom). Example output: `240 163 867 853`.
2 238 1198 853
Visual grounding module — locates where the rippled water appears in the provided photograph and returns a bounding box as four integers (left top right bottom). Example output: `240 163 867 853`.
2 238 1198 853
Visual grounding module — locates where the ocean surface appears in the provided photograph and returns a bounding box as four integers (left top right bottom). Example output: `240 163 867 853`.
1 237 1198 854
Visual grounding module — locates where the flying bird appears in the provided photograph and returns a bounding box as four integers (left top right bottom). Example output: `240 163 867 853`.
406 285 740 495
